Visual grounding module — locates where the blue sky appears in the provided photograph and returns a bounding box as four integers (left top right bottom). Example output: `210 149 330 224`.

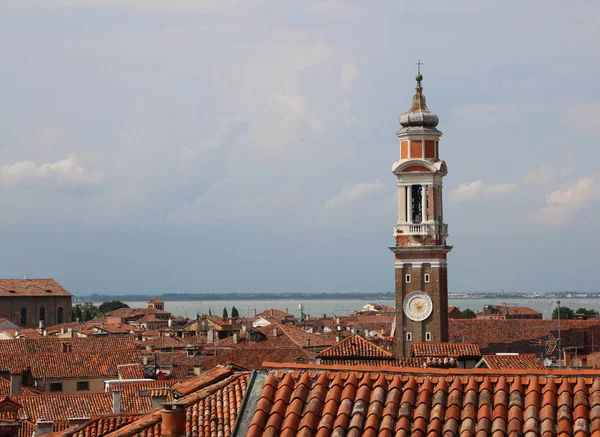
1 1 599 296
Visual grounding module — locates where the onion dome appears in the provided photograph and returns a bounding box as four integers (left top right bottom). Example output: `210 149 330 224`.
398 74 439 132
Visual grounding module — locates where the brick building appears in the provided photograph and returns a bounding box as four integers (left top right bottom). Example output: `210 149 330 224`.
0 279 72 328
391 71 452 356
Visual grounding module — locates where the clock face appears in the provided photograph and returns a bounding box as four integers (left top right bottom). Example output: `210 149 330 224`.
403 291 433 322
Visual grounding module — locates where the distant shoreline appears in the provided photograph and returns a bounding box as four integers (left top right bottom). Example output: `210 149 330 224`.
73 291 600 303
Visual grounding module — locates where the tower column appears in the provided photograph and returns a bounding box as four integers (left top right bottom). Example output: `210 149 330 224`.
406 185 413 224
422 184 428 223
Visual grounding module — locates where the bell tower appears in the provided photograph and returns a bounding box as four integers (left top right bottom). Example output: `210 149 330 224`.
391 70 452 357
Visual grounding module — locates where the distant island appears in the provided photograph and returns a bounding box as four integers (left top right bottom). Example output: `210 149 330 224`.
74 290 600 303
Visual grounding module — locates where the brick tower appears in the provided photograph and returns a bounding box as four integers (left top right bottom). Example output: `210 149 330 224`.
391 71 452 357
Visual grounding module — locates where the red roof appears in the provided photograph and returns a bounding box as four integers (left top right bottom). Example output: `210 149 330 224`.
117 364 144 380
245 362 600 437
411 341 481 358
317 335 392 359
0 279 71 297
477 354 546 370
0 336 136 355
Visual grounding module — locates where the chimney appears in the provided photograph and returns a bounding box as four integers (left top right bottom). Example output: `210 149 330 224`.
60 327 65 335
285 308 288 314
336 335 340 343
322 314 326 319
142 355 149 365
306 339 310 348
207 329 215 343
33 420 54 437
270 309 274 316
336 317 340 324
160 404 186 437
62 342 72 353
112 390 121 414
168 318 173 327
193 364 202 376
272 328 278 338
14 330 20 338
10 372 22 395
38 320 45 330
232 332 239 344
254 309 256 317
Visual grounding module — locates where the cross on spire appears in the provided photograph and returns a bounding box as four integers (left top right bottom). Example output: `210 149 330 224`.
415 59 423 75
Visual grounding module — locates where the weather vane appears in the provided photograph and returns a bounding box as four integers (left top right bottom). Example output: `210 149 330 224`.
415 59 423 75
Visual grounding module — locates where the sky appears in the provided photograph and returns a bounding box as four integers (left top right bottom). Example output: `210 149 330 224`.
1 1 599 296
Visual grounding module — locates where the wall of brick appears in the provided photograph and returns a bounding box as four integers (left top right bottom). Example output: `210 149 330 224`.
0 296 72 328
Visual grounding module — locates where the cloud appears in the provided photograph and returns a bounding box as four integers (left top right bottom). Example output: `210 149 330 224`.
561 152 577 178
341 64 358 89
324 179 384 210
0 155 101 194
535 178 597 226
521 163 557 185
560 102 600 136
450 180 518 203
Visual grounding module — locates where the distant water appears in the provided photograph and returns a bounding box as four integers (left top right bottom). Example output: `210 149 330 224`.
112 297 597 320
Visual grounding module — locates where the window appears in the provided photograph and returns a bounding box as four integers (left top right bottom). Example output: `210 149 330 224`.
77 381 89 391
39 307 46 323
424 274 430 283
57 307 64 324
20 307 27 326
406 332 412 341
49 382 63 392
426 332 432 341
405 274 411 283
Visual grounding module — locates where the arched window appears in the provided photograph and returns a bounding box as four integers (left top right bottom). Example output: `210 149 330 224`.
39 307 46 323
20 307 27 326
57 307 64 324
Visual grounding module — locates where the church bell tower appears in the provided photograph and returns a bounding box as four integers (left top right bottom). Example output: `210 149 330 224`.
391 70 452 357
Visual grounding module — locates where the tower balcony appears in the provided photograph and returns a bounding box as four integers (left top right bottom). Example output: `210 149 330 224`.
394 222 448 237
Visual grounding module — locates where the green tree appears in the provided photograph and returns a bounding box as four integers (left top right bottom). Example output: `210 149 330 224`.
231 306 240 318
552 306 575 320
98 300 129 314
222 307 229 319
80 302 100 322
462 308 476 319
575 308 599 318
72 304 83 322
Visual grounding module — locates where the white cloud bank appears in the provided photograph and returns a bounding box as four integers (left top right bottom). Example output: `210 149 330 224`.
0 155 101 193
325 179 384 210
449 180 518 203
535 178 597 227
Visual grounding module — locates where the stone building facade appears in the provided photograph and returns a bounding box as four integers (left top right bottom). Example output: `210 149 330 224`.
391 72 452 357
0 279 72 328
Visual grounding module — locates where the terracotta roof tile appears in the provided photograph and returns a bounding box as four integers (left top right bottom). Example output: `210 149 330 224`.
411 342 481 358
0 279 71 297
117 364 144 380
477 354 546 370
242 362 600 437
317 335 392 359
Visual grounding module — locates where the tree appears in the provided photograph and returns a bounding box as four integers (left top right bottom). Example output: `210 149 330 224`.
462 308 476 319
222 307 229 319
72 305 82 321
552 306 575 320
80 302 100 322
575 308 599 318
231 306 239 318
98 300 129 314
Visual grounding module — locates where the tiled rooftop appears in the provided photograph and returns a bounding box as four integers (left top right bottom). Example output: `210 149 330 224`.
317 335 393 359
411 341 481 358
0 279 71 297
477 354 547 370
101 368 249 437
0 350 140 379
0 336 136 355
244 362 600 437
117 364 145 380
